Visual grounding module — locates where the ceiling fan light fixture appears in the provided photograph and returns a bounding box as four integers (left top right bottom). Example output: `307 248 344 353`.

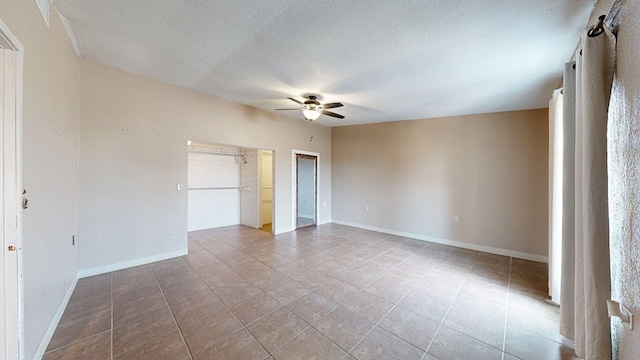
302 108 321 121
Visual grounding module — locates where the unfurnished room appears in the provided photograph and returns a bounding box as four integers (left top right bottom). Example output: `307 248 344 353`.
0 0 639 359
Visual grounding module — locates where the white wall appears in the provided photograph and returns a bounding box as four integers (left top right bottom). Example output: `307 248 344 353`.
606 0 640 358
78 59 332 271
0 2 80 358
187 150 240 231
332 109 549 259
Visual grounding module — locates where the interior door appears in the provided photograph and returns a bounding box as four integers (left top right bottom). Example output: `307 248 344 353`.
259 150 274 232
0 27 24 360
296 154 317 228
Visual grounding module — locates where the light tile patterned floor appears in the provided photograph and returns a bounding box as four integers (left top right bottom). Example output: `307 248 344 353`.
43 224 579 360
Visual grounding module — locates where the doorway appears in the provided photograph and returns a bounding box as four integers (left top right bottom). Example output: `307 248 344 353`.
295 153 318 229
186 141 274 233
187 143 242 231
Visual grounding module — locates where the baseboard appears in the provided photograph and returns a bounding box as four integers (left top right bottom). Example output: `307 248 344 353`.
317 219 332 226
331 220 548 263
77 249 188 279
33 274 78 360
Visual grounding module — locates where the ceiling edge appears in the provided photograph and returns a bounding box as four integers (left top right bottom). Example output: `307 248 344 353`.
52 3 83 56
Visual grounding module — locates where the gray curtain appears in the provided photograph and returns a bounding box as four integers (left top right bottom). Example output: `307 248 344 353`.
559 26 616 360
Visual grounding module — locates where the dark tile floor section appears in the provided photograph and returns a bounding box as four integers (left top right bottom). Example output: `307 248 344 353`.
43 224 580 360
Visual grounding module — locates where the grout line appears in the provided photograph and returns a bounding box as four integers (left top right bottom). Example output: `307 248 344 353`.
247 234 423 356
261 322 311 356
344 245 458 357
193 227 429 357
191 226 522 359
420 248 472 357
148 265 194 360
424 255 513 358
53 225 547 360
184 230 273 358
209 228 350 354
110 266 189 359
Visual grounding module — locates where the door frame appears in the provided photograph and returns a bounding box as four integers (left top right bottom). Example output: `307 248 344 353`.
291 150 319 229
0 17 24 360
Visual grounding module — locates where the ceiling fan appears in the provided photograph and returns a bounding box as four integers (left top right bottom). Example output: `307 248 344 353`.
276 95 344 121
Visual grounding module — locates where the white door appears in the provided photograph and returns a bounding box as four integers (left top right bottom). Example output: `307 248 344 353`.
258 150 273 229
239 149 259 228
0 19 24 360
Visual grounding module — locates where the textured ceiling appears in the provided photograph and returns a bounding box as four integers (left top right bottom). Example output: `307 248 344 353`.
53 0 596 126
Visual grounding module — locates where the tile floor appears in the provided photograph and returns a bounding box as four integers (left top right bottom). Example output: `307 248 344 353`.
43 224 579 360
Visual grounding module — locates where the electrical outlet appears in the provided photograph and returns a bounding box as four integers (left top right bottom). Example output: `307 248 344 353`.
453 215 460 222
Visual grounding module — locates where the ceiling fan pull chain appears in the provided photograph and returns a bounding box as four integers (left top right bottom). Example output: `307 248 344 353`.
309 120 313 142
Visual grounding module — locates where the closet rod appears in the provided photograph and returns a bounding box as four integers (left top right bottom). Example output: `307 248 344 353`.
187 150 241 157
188 187 251 191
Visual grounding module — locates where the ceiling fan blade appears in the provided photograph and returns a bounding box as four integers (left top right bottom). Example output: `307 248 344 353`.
275 108 301 110
322 110 345 119
322 102 343 109
287 97 304 105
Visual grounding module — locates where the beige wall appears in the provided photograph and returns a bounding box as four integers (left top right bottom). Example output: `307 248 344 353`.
0 1 80 358
332 109 548 258
78 59 332 271
607 0 640 358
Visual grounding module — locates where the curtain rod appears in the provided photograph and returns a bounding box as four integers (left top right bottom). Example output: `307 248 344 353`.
587 15 607 37
570 0 622 61
588 0 622 37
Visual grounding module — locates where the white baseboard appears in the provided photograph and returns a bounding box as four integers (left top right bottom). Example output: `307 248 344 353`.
77 249 188 279
331 220 548 263
33 275 78 360
317 219 332 226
